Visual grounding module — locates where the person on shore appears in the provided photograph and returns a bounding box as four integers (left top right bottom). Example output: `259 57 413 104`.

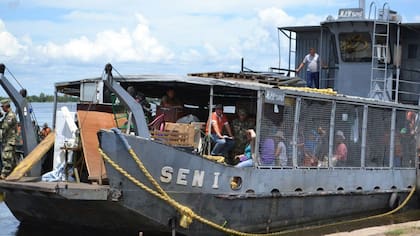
296 48 321 88
0 99 17 179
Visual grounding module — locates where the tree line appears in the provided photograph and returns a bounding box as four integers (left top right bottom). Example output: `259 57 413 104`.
1 92 78 103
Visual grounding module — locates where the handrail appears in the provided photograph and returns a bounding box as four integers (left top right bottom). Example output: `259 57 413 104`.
381 2 390 21
368 1 377 19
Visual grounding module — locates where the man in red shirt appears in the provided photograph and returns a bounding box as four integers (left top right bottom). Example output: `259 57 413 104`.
206 104 235 157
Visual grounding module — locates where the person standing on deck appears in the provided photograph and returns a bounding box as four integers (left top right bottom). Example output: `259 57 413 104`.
0 99 17 179
296 48 321 88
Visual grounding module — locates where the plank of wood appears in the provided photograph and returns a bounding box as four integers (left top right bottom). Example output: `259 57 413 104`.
6 132 56 181
77 111 117 181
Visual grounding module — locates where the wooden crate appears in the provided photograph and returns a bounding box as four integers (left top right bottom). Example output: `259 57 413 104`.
150 122 202 148
150 130 189 146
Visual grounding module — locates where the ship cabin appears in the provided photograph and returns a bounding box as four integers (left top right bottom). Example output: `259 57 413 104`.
277 1 420 104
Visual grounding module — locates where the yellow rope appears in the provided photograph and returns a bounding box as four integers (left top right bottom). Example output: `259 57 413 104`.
99 147 416 235
278 86 338 96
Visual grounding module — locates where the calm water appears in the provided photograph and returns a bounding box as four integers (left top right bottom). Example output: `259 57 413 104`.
29 102 77 128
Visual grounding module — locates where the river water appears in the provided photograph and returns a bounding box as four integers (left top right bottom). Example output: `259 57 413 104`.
1 102 420 235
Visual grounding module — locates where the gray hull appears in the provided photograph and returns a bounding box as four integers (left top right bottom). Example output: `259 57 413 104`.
99 130 416 235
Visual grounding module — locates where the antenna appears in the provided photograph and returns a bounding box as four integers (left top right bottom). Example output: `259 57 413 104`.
359 0 366 18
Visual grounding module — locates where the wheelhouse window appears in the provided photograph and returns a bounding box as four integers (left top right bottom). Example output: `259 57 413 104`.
339 32 372 62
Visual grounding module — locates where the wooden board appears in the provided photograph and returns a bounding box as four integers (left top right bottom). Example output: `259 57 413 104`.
77 111 117 181
6 132 56 181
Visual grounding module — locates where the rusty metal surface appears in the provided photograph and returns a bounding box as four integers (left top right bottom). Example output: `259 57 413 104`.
77 110 115 181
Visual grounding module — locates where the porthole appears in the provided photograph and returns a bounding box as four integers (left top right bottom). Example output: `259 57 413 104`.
271 189 280 196
230 176 242 190
246 189 255 194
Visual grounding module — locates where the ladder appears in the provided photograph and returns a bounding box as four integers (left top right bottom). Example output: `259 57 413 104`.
369 3 391 101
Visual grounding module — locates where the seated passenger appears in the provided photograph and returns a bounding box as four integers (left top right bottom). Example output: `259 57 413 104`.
315 126 328 167
232 108 255 156
234 129 256 168
332 130 347 166
260 136 275 166
206 104 235 158
161 88 183 108
274 131 287 166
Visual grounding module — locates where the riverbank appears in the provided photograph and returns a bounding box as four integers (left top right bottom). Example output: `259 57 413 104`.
326 220 420 236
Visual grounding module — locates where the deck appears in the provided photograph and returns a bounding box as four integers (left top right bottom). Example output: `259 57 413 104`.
0 179 109 200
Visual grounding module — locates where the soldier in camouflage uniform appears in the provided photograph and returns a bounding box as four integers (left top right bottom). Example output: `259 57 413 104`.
231 109 254 157
0 99 17 179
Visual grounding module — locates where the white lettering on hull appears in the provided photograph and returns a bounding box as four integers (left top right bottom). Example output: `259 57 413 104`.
159 166 220 189
160 166 173 183
212 172 220 189
192 170 205 187
176 168 190 185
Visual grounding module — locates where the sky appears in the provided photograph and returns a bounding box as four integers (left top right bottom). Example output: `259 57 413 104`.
0 0 419 95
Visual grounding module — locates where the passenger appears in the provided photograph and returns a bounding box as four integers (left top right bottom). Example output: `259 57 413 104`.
231 108 254 156
332 130 347 167
39 123 51 140
161 88 183 108
135 92 152 124
274 130 287 166
234 129 256 168
206 104 235 159
295 47 321 88
126 86 152 123
260 136 275 166
315 126 328 167
303 129 319 166
400 111 417 166
0 99 17 179
304 130 318 156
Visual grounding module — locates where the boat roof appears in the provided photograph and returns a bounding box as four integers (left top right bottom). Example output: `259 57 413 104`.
55 72 420 110
55 72 297 96
279 22 420 33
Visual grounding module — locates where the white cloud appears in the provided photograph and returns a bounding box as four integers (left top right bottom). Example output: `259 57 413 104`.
259 7 324 28
36 13 173 63
0 20 25 58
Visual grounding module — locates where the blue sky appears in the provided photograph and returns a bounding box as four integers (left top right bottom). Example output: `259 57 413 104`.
0 0 419 95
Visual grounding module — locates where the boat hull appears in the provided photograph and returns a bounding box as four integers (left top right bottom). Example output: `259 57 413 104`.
98 130 418 235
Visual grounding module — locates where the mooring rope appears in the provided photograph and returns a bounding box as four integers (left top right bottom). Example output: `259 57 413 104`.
98 129 417 235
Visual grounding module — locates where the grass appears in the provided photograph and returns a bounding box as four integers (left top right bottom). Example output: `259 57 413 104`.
385 226 420 236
